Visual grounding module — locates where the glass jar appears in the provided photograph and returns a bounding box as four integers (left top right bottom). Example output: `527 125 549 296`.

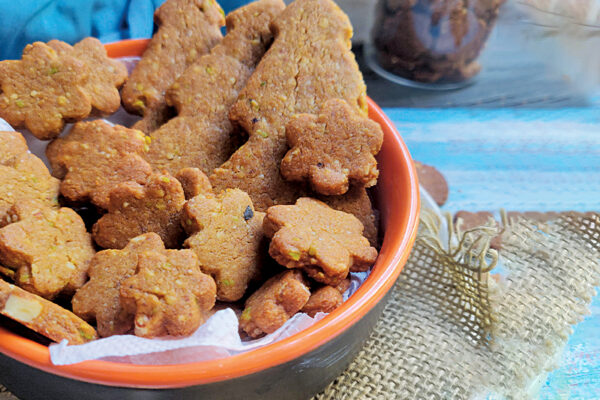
368 0 505 89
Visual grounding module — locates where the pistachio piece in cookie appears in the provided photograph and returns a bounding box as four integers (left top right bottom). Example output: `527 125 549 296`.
46 120 152 209
264 197 378 286
93 172 186 249
0 201 95 299
281 99 383 195
183 189 265 302
240 270 310 338
120 249 216 338
72 233 165 338
0 279 97 344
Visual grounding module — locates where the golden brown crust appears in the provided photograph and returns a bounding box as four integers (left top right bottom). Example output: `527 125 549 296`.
0 42 91 139
264 197 378 285
183 189 265 302
0 279 97 344
93 172 186 249
282 98 383 195
239 270 310 338
72 233 165 337
48 38 128 115
0 201 95 299
121 0 225 132
210 0 368 211
301 285 343 317
120 249 216 338
46 121 152 209
0 131 59 227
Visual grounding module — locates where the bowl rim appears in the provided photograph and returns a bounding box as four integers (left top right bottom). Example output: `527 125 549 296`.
0 39 420 389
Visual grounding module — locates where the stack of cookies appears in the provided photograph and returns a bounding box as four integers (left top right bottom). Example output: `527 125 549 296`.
0 0 384 344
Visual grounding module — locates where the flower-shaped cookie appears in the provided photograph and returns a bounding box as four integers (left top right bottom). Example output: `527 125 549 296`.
72 233 165 337
93 172 186 249
264 197 378 285
46 121 152 209
183 189 265 302
120 249 216 338
0 201 95 299
281 99 383 195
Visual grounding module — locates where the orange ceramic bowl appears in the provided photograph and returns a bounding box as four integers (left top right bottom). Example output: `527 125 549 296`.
0 39 419 400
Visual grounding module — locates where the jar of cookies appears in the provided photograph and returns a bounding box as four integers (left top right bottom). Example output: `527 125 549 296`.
367 0 505 89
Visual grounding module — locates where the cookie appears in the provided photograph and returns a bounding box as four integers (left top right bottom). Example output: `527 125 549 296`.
46 120 153 209
0 201 95 299
0 279 97 344
0 131 59 227
454 211 502 250
183 189 265 302
301 285 343 317
72 233 165 338
210 0 368 211
48 38 128 115
415 161 448 207
264 197 378 285
93 172 186 249
121 0 225 132
145 0 284 176
239 270 310 338
0 42 90 139
120 249 216 338
175 167 213 200
282 98 383 195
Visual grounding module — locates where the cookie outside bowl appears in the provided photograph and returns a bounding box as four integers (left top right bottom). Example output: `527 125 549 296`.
0 38 420 400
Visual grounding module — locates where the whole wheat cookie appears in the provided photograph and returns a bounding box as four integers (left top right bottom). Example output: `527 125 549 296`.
0 42 90 139
0 131 59 227
183 189 265 302
121 0 225 132
93 172 186 249
46 120 152 209
175 167 213 200
415 161 448 207
239 270 310 338
72 233 165 338
210 0 368 210
146 0 284 176
0 279 97 344
120 249 216 338
0 201 95 299
264 197 378 285
301 285 343 317
48 38 128 115
282 98 384 195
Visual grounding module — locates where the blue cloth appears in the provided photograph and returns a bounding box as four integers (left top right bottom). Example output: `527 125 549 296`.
0 0 246 60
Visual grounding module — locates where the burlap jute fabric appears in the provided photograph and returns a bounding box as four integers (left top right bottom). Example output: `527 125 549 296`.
1 212 599 399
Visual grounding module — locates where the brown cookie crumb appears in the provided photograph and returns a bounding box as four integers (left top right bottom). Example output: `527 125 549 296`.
48 37 127 115
120 249 216 338
183 189 265 302
93 172 186 249
301 285 343 317
239 270 310 338
415 161 449 207
0 201 95 299
72 233 165 337
264 197 378 286
121 0 225 132
0 42 91 139
282 99 383 195
46 120 152 209
0 279 97 344
0 131 59 227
